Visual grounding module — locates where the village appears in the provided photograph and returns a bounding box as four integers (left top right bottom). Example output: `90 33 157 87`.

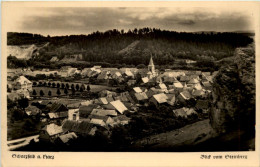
7 56 216 150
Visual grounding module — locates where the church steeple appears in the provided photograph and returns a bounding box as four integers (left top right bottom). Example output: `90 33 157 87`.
147 56 156 79
149 56 154 67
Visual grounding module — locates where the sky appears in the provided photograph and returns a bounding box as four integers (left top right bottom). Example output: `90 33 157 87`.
6 7 255 36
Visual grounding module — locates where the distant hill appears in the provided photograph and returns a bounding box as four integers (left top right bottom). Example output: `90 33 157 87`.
7 28 254 67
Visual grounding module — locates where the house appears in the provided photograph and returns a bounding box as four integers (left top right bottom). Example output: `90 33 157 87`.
193 83 203 90
127 80 136 86
93 66 101 70
141 77 149 84
202 81 212 90
67 68 79 77
150 93 169 107
91 109 118 117
67 102 82 109
183 107 197 116
179 76 190 82
173 81 184 90
118 92 130 102
166 94 176 106
187 78 199 84
62 120 97 136
134 92 148 103
50 56 59 62
112 115 131 125
80 100 94 106
163 76 177 84
89 115 115 126
173 108 187 118
158 83 167 91
133 87 143 93
97 71 109 81
111 71 122 79
25 105 41 117
99 97 109 105
123 70 134 78
13 76 32 91
56 132 77 145
39 100 53 109
79 104 98 118
146 89 157 98
192 89 206 98
109 100 128 114
81 68 90 77
39 123 64 142
98 90 117 97
90 118 106 127
68 109 80 121
106 96 115 103
137 69 149 77
185 59 197 64
178 91 192 103
47 103 68 119
163 70 185 78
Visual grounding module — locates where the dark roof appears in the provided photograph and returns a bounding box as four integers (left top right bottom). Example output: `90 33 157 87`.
49 103 68 113
62 120 94 134
40 100 52 106
79 104 98 116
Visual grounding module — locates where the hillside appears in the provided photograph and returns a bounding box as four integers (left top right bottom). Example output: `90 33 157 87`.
7 28 254 68
210 44 255 134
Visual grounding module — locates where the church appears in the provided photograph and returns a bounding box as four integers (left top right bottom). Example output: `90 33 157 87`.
147 56 158 79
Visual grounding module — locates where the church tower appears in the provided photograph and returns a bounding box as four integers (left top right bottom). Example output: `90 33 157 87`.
147 56 157 79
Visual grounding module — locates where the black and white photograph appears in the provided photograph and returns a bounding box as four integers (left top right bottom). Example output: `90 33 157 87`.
1 2 259 166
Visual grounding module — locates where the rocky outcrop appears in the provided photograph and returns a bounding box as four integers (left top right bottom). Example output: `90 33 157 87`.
209 44 255 134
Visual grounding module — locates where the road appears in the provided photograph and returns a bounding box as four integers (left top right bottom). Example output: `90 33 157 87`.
7 135 39 151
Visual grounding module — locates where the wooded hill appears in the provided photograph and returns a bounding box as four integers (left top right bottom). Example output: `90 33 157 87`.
7 28 253 67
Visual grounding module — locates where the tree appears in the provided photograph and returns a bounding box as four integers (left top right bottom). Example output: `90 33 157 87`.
43 82 47 86
81 84 85 91
87 85 91 92
80 87 84 92
66 83 70 89
48 90 52 97
33 82 37 86
48 82 51 87
32 89 37 96
71 87 75 96
61 83 65 89
64 88 68 96
71 84 75 90
52 82 56 88
76 84 79 91
40 90 44 96
18 97 29 109
56 88 61 96
57 83 61 88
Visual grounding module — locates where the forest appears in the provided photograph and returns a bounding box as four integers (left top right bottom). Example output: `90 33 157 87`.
7 28 254 70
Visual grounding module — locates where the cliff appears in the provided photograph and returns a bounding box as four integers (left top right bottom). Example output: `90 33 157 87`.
209 44 255 134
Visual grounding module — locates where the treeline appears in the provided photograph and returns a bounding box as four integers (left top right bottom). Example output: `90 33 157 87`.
7 32 49 45
7 28 254 68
